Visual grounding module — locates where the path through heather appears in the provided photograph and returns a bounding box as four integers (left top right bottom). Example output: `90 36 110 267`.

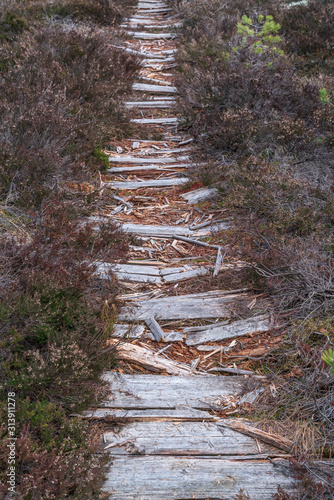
82 2 293 498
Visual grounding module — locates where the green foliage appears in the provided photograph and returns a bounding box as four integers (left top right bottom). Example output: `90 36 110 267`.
322 348 334 375
236 14 284 56
93 147 110 168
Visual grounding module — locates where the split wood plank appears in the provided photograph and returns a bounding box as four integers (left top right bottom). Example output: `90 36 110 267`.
81 407 217 421
102 456 293 499
105 178 189 190
133 82 176 93
219 421 293 453
185 315 273 346
119 290 248 321
108 155 187 163
101 373 245 409
103 421 277 456
109 342 193 375
180 186 219 204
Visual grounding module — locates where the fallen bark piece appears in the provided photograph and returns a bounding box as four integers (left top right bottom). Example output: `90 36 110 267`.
145 316 164 341
180 186 219 204
185 315 273 346
110 341 193 375
220 420 293 453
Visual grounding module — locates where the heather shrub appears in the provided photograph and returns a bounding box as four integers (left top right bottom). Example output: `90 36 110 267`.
275 0 334 75
0 1 137 496
0 24 140 208
0 202 128 497
176 13 332 160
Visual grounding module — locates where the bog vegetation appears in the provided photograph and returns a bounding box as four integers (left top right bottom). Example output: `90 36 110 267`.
0 0 139 497
174 0 334 494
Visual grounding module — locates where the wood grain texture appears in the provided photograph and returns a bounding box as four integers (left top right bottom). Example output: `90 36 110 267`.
119 291 248 320
185 315 272 346
103 421 277 456
103 456 293 499
101 373 245 409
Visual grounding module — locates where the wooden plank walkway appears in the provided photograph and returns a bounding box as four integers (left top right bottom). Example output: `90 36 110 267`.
80 1 294 498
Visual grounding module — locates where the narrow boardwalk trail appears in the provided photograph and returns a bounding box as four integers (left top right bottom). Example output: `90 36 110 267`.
84 2 294 498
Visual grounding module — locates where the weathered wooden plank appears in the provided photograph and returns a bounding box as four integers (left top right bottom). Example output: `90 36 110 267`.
131 117 179 124
137 7 173 13
102 456 293 499
117 221 230 238
106 164 189 173
133 82 176 93
113 324 146 339
111 342 193 375
81 407 217 421
105 178 189 190
125 101 175 108
108 155 187 163
185 315 273 346
119 291 248 321
103 421 277 456
127 32 175 40
163 266 209 282
101 373 244 409
180 186 219 204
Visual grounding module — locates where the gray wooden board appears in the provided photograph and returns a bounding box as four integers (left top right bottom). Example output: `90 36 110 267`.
108 155 187 163
117 222 230 238
129 32 175 39
125 101 175 108
119 291 247 320
103 421 276 456
101 373 245 409
131 117 179 124
103 456 293 499
95 262 209 283
106 164 190 173
81 407 217 421
185 315 272 346
133 82 176 93
106 178 189 189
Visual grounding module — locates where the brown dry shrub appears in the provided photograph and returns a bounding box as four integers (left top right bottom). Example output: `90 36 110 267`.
0 24 140 208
